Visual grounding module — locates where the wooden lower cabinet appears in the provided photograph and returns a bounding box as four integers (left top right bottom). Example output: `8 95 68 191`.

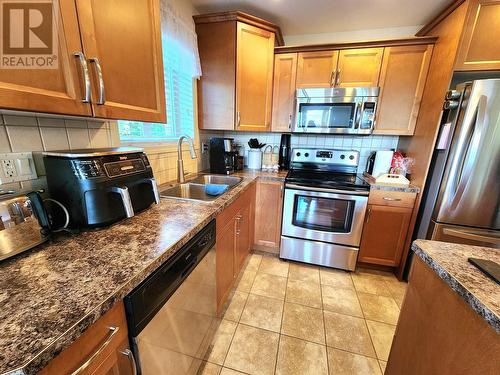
253 180 284 253
358 204 413 267
39 301 135 375
215 182 256 312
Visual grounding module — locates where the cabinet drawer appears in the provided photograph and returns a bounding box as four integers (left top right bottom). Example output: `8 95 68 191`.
368 190 416 208
40 301 130 375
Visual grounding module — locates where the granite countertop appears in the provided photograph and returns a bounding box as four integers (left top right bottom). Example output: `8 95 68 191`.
412 240 500 332
0 170 281 375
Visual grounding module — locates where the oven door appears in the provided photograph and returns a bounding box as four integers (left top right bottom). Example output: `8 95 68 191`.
294 98 361 134
282 184 368 247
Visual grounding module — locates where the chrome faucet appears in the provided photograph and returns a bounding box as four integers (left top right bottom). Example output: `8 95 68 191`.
177 135 197 183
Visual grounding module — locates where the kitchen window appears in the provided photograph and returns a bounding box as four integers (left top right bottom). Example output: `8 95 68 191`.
118 0 201 144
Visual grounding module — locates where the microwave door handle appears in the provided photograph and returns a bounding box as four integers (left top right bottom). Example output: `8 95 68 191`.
108 186 135 218
145 177 160 204
354 102 363 129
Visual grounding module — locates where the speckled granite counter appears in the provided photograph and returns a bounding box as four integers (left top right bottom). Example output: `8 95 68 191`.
0 171 276 375
412 240 500 332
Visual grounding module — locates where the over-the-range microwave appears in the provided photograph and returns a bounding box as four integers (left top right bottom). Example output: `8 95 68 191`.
293 87 379 135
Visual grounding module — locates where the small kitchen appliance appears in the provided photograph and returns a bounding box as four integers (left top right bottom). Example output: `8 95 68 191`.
366 150 394 178
278 133 291 170
280 148 370 271
209 138 236 174
293 87 379 135
43 147 159 230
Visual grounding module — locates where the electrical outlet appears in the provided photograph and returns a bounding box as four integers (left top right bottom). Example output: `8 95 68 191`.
0 152 37 184
202 142 209 154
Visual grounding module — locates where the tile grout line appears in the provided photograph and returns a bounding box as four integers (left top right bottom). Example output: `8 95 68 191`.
319 269 331 375
273 259 290 374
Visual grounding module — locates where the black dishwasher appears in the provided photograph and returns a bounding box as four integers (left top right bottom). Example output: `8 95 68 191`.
125 219 217 375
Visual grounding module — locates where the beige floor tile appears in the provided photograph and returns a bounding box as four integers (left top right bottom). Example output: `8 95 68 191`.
351 273 393 297
276 335 328 375
245 254 263 272
288 263 320 284
240 294 284 332
236 269 257 293
385 280 407 309
281 302 325 344
379 360 387 374
224 324 279 375
319 268 354 288
220 368 247 375
357 293 400 325
251 273 287 300
366 320 396 361
223 291 249 322
322 285 363 317
258 256 290 277
327 347 382 375
286 279 322 308
202 319 238 365
189 360 222 375
323 311 376 358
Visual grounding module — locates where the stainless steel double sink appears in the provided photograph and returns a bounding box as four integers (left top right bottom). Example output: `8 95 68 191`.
160 174 243 202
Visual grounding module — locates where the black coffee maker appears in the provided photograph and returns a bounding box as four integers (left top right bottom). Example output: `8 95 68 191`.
278 134 291 170
209 138 236 174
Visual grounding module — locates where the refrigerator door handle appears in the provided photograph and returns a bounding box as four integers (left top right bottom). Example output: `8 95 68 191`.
449 95 486 210
442 228 500 246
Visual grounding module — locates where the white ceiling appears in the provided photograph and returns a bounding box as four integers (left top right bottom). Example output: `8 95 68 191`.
191 0 451 36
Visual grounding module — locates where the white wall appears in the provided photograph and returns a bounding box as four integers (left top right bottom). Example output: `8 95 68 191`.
284 25 421 45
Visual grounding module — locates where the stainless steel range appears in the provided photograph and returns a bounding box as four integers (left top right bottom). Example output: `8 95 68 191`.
280 148 370 271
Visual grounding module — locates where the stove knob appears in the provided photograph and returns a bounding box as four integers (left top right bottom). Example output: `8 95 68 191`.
340 154 345 159
304 152 309 157
349 155 355 160
296 152 301 157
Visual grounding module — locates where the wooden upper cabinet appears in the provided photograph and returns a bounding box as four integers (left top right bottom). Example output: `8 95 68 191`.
0 0 91 116
271 53 297 132
236 23 275 131
455 0 500 71
375 44 433 135
75 0 166 122
336 48 383 87
296 51 338 88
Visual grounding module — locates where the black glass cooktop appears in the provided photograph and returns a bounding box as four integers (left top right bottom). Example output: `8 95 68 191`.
285 169 370 191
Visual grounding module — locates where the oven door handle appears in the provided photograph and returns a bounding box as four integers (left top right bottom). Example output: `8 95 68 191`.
285 183 369 196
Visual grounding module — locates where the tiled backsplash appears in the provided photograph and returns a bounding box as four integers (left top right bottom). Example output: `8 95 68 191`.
0 113 200 191
199 130 399 173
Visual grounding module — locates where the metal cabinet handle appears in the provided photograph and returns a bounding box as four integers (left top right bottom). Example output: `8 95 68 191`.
383 197 402 201
121 349 138 375
236 111 241 127
330 70 336 87
335 69 341 86
71 326 119 375
89 57 105 105
288 113 292 129
74 52 91 103
365 207 372 223
236 214 242 235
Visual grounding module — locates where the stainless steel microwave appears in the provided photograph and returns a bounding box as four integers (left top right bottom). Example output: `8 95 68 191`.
293 87 379 135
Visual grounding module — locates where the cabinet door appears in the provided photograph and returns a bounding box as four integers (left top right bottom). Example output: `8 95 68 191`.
455 0 500 71
254 180 284 253
271 53 297 132
75 0 166 122
336 48 383 87
236 22 274 131
235 204 251 272
0 0 91 116
358 205 412 267
216 219 236 311
375 45 433 135
296 50 338 88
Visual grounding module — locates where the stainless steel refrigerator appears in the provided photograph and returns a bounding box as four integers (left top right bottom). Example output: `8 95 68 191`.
416 78 500 248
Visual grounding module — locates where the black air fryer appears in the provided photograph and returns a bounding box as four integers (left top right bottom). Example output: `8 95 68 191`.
278 134 291 170
43 148 160 229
